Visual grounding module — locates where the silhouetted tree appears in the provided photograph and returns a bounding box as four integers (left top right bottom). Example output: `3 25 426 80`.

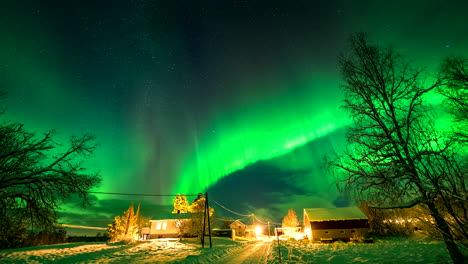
438 56 468 249
440 56 468 142
0 100 101 249
329 33 466 263
221 218 234 229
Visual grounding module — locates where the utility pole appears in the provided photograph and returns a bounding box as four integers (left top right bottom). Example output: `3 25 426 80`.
276 224 282 263
201 192 212 248
206 192 212 248
201 194 206 248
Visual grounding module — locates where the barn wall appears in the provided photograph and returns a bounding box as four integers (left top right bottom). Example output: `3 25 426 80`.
308 219 369 241
310 219 369 229
311 228 369 241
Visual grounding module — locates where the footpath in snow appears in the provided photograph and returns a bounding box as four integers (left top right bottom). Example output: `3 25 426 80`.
213 240 273 264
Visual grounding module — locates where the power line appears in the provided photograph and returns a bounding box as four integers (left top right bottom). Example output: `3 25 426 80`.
90 193 280 224
212 200 253 217
252 214 281 225
61 224 107 230
212 200 281 225
90 192 200 197
215 215 252 222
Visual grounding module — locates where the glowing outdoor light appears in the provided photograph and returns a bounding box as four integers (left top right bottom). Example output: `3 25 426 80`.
255 226 262 236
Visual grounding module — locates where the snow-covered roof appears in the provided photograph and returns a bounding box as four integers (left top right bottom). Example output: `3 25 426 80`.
304 207 367 221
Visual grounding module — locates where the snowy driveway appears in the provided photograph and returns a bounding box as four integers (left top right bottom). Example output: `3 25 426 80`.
217 241 274 264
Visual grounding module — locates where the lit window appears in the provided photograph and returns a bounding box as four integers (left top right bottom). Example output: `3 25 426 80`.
162 222 167 230
156 222 161 230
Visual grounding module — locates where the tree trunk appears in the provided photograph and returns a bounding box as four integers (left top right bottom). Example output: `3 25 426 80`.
427 202 465 263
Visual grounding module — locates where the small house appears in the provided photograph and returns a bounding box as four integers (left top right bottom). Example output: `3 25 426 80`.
229 220 247 237
303 207 369 242
149 213 193 239
141 227 151 240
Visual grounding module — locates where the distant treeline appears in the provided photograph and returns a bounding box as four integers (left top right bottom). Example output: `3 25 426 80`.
1 229 67 249
0 229 111 249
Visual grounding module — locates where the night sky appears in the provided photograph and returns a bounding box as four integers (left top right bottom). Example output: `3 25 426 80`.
1 0 468 230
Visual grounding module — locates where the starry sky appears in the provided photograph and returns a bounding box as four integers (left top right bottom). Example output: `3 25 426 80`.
1 0 468 231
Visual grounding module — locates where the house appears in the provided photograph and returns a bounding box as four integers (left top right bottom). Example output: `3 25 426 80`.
303 207 369 242
141 227 151 240
228 220 247 237
149 213 193 239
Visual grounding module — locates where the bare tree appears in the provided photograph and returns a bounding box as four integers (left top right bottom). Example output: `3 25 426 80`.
329 33 466 263
439 56 468 249
0 118 101 248
439 56 468 142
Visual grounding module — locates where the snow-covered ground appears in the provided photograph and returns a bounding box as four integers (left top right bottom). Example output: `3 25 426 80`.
0 237 248 264
268 237 454 264
0 237 458 264
216 241 273 264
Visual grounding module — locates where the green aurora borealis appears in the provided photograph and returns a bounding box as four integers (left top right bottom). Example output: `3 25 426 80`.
1 0 468 224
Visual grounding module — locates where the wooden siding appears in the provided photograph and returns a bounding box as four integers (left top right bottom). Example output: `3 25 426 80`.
311 227 369 242
309 220 369 241
310 219 369 229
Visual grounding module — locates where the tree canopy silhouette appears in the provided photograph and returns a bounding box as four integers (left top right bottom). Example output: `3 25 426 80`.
329 33 467 263
0 101 101 248
440 56 468 143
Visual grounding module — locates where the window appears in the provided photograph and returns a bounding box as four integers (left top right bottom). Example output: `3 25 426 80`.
156 222 161 230
162 222 167 230
351 230 355 233
340 230 345 234
324 231 329 234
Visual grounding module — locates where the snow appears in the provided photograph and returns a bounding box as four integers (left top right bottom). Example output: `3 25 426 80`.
215 241 273 264
304 207 367 221
0 237 248 264
268 237 453 264
0 237 455 264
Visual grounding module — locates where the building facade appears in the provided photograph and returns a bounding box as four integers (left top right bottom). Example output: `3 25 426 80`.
303 207 369 242
149 214 193 239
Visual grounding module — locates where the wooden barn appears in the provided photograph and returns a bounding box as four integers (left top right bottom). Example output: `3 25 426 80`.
149 213 193 239
303 207 369 242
